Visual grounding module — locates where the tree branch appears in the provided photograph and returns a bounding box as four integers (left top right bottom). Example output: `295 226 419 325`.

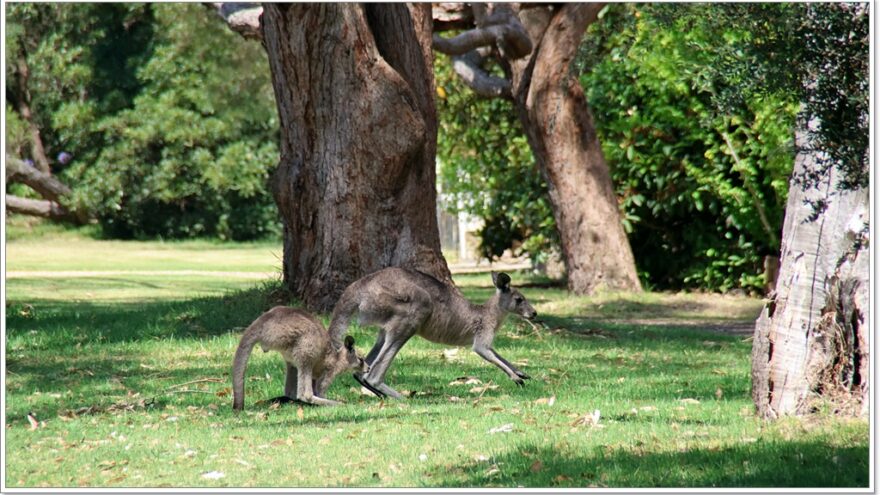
432 3 532 60
6 155 72 203
6 195 72 220
209 2 263 41
432 2 474 32
451 52 511 98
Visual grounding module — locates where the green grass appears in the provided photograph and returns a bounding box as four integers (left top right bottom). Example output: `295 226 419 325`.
4 225 869 488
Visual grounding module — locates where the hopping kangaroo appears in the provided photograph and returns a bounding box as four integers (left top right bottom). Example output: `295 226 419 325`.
329 268 537 399
232 306 368 410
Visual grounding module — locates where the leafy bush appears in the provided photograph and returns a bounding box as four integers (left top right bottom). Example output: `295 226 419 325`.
6 4 281 240
580 4 797 293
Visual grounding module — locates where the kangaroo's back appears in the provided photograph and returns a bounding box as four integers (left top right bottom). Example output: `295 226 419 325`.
329 267 475 347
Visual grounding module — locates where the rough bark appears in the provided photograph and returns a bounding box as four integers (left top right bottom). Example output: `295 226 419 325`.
506 4 641 293
751 130 869 419
261 3 452 311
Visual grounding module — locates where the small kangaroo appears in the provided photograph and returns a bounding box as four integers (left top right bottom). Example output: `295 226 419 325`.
232 306 368 411
329 268 538 399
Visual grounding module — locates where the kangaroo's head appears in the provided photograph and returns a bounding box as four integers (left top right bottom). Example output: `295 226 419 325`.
492 272 538 320
339 335 369 374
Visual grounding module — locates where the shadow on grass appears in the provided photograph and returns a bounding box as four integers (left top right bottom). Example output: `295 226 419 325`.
426 440 869 488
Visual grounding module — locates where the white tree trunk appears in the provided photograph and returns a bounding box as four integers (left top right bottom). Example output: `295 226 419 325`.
752 129 869 418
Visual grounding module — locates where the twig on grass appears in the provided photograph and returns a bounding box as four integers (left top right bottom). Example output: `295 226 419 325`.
165 378 224 390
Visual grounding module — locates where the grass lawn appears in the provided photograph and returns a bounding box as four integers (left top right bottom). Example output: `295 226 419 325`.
3 222 870 488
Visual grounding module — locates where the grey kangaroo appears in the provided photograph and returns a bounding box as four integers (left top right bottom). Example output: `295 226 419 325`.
329 268 538 399
232 306 368 410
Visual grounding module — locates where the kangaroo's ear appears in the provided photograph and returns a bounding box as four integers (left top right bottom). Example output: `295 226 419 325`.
344 335 355 351
492 272 511 292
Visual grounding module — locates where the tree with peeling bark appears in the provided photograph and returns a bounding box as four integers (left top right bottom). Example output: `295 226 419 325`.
432 3 642 294
748 3 870 419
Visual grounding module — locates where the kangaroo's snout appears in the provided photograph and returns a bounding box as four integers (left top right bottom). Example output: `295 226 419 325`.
527 310 538 320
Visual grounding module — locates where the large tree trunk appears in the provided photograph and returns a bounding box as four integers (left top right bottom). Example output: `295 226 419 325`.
751 129 869 418
508 4 641 294
261 4 452 311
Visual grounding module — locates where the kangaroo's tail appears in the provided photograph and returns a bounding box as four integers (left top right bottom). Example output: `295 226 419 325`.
231 324 262 412
328 283 362 350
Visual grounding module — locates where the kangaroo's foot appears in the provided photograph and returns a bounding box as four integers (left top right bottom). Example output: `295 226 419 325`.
353 373 387 399
514 370 531 380
373 382 404 399
302 395 343 406
259 396 317 407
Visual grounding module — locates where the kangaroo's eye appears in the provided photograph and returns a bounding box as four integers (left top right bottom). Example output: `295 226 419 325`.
515 296 523 304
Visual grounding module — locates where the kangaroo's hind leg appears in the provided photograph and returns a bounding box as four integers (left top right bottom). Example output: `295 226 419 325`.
267 363 300 406
365 329 386 365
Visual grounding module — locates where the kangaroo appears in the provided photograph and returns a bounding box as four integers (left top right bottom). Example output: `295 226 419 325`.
329 268 538 399
232 306 368 411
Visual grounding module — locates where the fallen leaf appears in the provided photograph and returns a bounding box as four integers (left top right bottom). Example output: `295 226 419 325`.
571 410 602 428
715 388 724 400
680 398 701 405
639 406 657 412
530 460 543 473
486 466 501 476
534 395 556 406
26 413 40 430
296 407 304 421
215 388 231 397
418 453 428 462
488 423 514 434
441 348 461 362
553 474 572 484
201 471 225 480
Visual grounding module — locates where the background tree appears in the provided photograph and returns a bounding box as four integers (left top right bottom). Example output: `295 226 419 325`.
434 3 642 295
437 4 798 294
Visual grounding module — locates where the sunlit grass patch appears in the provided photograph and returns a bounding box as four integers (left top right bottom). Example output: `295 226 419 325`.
3 235 868 488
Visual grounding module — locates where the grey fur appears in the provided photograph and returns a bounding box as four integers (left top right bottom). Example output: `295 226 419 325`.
329 268 537 399
232 306 368 410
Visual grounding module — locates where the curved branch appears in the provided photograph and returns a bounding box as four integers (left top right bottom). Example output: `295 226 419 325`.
451 52 511 98
209 2 263 41
433 22 532 59
6 155 71 202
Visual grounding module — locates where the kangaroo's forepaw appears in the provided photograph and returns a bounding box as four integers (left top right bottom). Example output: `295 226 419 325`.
515 371 531 380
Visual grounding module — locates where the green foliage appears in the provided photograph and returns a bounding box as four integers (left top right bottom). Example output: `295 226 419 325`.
6 3 280 240
435 55 558 263
578 4 798 293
